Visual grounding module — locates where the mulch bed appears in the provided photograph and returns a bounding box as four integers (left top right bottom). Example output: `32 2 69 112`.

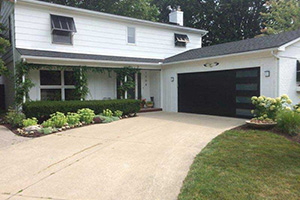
233 124 300 144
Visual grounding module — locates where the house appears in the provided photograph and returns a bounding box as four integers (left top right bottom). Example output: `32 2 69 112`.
1 0 300 118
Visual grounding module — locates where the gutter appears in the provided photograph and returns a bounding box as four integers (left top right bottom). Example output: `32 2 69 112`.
21 55 163 67
271 50 281 97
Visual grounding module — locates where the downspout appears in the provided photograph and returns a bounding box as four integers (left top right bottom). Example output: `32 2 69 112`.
272 50 280 97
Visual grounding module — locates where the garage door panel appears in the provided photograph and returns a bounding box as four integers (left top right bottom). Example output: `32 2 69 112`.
178 67 260 118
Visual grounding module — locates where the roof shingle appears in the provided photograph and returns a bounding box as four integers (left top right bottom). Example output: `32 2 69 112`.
17 48 163 64
164 29 300 64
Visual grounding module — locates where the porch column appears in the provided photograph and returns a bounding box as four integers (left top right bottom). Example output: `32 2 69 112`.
124 75 128 99
135 73 138 100
22 74 26 103
80 68 83 101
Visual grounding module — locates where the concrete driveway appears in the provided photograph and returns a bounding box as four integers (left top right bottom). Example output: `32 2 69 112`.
0 112 244 200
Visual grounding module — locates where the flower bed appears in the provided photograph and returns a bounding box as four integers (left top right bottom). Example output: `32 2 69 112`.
4 107 135 138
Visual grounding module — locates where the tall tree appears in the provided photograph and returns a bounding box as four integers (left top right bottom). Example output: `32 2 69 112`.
261 0 300 35
0 17 10 76
40 0 160 21
153 0 266 46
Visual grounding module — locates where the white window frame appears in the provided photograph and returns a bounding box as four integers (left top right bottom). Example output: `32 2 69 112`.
40 70 75 101
127 27 136 45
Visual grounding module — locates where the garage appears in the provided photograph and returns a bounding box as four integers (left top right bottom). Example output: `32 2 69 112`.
178 67 260 118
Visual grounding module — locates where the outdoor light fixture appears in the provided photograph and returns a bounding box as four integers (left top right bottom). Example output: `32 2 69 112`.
264 70 270 77
171 77 175 82
204 62 219 68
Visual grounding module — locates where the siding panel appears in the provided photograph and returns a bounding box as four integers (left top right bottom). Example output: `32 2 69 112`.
15 3 202 59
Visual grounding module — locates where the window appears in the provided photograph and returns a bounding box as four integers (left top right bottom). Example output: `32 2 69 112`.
50 15 76 45
127 27 136 44
297 61 300 82
175 33 189 47
40 70 61 85
40 70 78 101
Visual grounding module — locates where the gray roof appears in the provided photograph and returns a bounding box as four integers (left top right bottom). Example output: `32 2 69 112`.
164 29 300 64
17 48 163 64
17 29 300 65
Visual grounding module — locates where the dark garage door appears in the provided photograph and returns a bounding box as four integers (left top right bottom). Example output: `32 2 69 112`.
178 67 260 118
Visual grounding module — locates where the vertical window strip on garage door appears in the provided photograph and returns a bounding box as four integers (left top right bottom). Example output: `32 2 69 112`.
235 68 260 118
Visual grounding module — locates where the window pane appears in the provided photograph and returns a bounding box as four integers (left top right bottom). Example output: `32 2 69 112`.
65 89 80 100
236 96 252 104
236 84 258 91
128 27 135 44
236 108 253 117
51 15 61 29
52 30 72 44
40 70 61 85
64 71 75 85
236 70 258 78
41 89 61 101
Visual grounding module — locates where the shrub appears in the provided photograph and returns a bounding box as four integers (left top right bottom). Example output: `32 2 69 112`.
100 115 114 123
251 95 292 121
102 109 113 117
23 99 140 121
276 110 300 136
93 115 102 124
49 112 67 128
111 116 120 121
38 127 53 135
5 108 26 128
67 112 80 125
23 117 38 127
78 108 95 124
114 110 123 118
42 119 53 128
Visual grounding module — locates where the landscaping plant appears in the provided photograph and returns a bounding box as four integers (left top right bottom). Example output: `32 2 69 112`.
251 94 292 122
22 117 38 127
78 108 95 124
5 108 26 128
66 112 80 126
23 99 140 121
114 110 123 118
42 119 53 128
100 115 114 123
276 109 300 136
49 112 67 128
102 109 113 117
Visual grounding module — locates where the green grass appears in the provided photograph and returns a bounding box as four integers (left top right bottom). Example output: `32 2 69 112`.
178 129 300 200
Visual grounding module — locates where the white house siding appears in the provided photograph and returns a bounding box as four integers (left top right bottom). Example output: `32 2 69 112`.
278 41 300 104
28 69 161 105
14 2 202 60
162 51 278 112
86 71 117 100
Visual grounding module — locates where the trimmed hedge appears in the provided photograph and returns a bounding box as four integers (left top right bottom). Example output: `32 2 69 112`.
23 99 140 121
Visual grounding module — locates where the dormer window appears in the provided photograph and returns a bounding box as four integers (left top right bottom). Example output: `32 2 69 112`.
50 15 76 45
175 33 189 47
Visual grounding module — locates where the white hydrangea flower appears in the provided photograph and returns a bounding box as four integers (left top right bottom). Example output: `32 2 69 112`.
287 99 292 104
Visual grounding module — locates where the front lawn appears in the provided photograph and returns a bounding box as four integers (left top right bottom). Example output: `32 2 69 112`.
178 129 300 200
